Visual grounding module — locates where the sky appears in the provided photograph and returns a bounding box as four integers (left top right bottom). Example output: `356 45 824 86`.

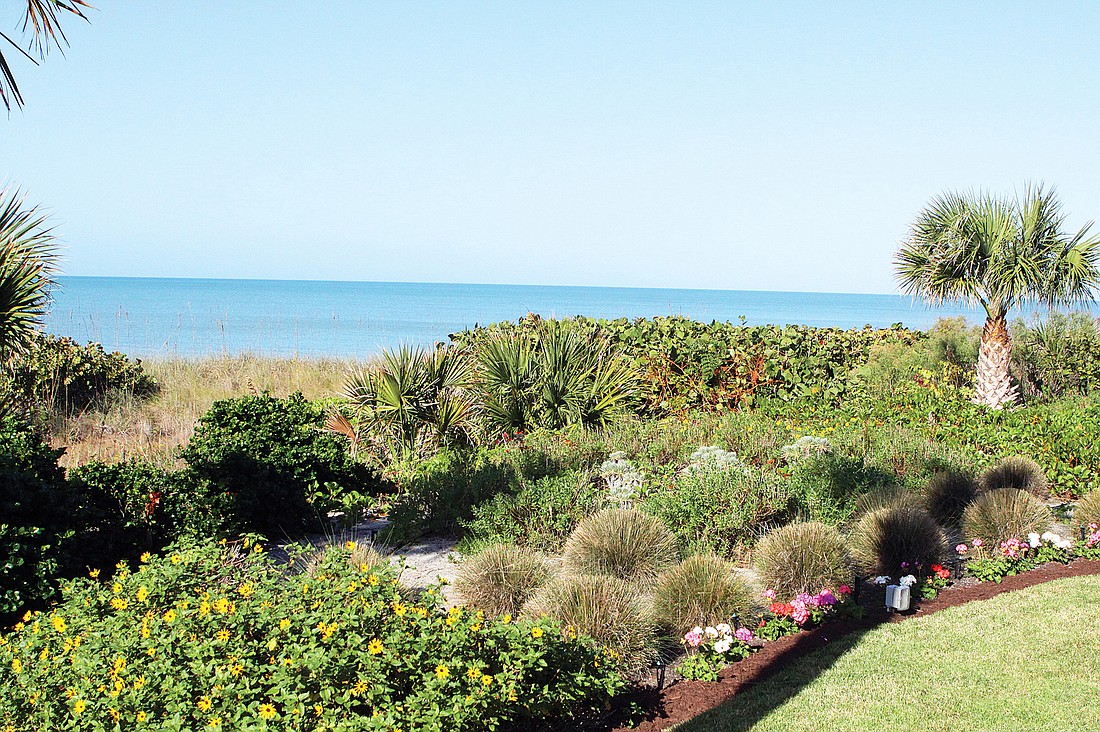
2 1 1099 294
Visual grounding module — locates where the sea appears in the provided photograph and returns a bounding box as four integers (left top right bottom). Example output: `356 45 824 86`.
43 276 1051 360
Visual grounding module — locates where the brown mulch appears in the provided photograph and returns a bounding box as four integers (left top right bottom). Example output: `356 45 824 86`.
602 559 1100 732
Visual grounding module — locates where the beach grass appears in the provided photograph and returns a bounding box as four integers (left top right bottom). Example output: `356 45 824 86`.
674 574 1100 731
51 354 365 467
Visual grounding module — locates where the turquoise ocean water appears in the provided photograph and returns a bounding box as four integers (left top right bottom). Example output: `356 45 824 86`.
46 277 1014 359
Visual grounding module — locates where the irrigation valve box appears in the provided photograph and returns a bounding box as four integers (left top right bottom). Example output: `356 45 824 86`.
885 584 911 612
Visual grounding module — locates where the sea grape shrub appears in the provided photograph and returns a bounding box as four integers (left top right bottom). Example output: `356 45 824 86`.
0 539 624 730
3 334 157 419
180 392 377 536
0 417 73 616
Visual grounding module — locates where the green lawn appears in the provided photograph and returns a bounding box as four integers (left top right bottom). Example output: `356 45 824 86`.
675 575 1100 732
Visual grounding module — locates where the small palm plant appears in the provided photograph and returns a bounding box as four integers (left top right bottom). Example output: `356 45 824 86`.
341 345 476 461
895 184 1100 408
0 187 59 364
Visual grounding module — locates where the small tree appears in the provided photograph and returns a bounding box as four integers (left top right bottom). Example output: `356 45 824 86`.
895 184 1100 408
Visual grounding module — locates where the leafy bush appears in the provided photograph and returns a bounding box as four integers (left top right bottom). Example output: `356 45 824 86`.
848 505 946 576
3 334 157 419
1012 311 1100 400
785 453 894 525
963 489 1053 550
455 544 552 617
0 417 72 615
979 456 1050 499
753 522 852 599
922 470 979 529
642 458 790 556
562 508 679 587
459 468 604 553
652 554 754 634
180 392 377 537
0 538 623 730
523 574 659 675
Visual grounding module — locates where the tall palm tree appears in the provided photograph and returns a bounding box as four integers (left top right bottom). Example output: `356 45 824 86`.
895 184 1100 408
0 186 58 363
1 0 90 110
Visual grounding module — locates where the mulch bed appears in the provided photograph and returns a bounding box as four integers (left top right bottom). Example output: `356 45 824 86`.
598 559 1100 732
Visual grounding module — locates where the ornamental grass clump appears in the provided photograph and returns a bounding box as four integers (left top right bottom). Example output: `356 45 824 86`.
652 554 754 634
455 544 552 617
979 456 1050 499
923 470 979 529
848 505 947 576
562 508 679 587
0 538 623 730
522 574 659 675
963 488 1054 550
1075 490 1100 534
852 485 919 518
753 522 852 600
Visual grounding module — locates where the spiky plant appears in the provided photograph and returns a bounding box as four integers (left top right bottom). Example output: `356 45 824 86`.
895 184 1100 408
753 522 852 599
454 544 552 617
979 456 1050 499
1074 490 1100 533
923 470 979 529
848 505 947 576
852 485 919 518
963 489 1053 549
522 574 659 674
652 554 754 634
0 188 60 364
562 508 678 587
0 1 90 110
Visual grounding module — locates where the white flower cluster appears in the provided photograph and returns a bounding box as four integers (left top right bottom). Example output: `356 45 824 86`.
780 435 831 464
686 445 746 475
1033 531 1073 550
600 451 643 504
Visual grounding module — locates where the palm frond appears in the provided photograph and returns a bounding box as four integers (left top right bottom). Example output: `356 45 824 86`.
1 1 92 110
0 186 59 361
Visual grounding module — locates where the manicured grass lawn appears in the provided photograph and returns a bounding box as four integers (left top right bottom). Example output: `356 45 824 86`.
675 575 1100 731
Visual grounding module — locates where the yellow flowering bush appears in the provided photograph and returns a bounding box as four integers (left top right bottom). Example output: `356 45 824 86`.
0 539 622 731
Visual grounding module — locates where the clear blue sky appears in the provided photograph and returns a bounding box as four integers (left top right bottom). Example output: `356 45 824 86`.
2 1 1099 294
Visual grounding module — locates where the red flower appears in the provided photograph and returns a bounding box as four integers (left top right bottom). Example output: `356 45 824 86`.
770 602 795 617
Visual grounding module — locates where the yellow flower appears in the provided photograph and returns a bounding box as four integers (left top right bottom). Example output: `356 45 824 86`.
207 718 221 729
108 708 120 722
531 626 544 638
279 618 291 631
137 711 148 723
72 699 87 715
237 583 254 598
136 587 149 603
51 616 66 633
12 622 24 632
347 582 358 593
216 630 230 642
313 704 323 716
140 552 152 563
164 609 176 623
212 598 230 614
253 544 263 553
258 704 277 720
147 648 156 657
392 602 406 617
199 601 211 616
171 554 182 564
112 583 123 594
358 562 371 571
110 597 129 611
229 663 243 677
113 656 127 673
367 574 379 586
11 658 23 673
351 680 369 696
88 568 100 579
434 664 449 680
345 540 357 551
481 674 493 687
367 638 384 655
133 675 146 690
466 667 481 679
197 697 213 712
469 623 482 633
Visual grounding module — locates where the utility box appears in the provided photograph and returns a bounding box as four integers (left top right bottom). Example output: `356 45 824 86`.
885 584 911 612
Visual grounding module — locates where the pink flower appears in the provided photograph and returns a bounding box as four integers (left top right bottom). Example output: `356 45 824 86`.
794 592 813 606
791 606 810 625
816 590 837 606
734 628 754 643
838 584 851 595
972 538 983 548
955 543 968 554
684 629 703 648
763 589 777 600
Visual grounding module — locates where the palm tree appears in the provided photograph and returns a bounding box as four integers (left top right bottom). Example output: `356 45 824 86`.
1 0 90 110
0 186 58 362
895 184 1100 408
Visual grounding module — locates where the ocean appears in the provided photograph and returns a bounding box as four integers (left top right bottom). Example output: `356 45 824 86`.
45 276 1015 359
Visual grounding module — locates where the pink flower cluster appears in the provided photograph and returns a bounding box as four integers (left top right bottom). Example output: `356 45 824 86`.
1086 523 1100 549
1000 538 1025 558
767 586 847 627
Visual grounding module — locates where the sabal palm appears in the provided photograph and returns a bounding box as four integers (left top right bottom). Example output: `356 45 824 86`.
1 1 90 110
895 184 1100 408
0 187 58 363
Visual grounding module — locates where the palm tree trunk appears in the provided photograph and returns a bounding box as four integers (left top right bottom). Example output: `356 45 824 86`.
973 315 1019 409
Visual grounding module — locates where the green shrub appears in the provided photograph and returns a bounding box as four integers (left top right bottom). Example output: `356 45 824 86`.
963 489 1053 549
848 505 946 576
1012 311 1100 400
754 522 852 599
0 538 623 730
0 417 72 615
1075 490 1100 532
562 508 679 587
180 392 377 537
523 574 659 675
979 456 1050 499
455 544 552 617
3 334 157 419
652 554 755 634
786 453 894 525
922 470 979 529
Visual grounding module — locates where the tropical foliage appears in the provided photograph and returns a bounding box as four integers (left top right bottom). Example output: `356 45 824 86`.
0 187 59 365
0 0 89 110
